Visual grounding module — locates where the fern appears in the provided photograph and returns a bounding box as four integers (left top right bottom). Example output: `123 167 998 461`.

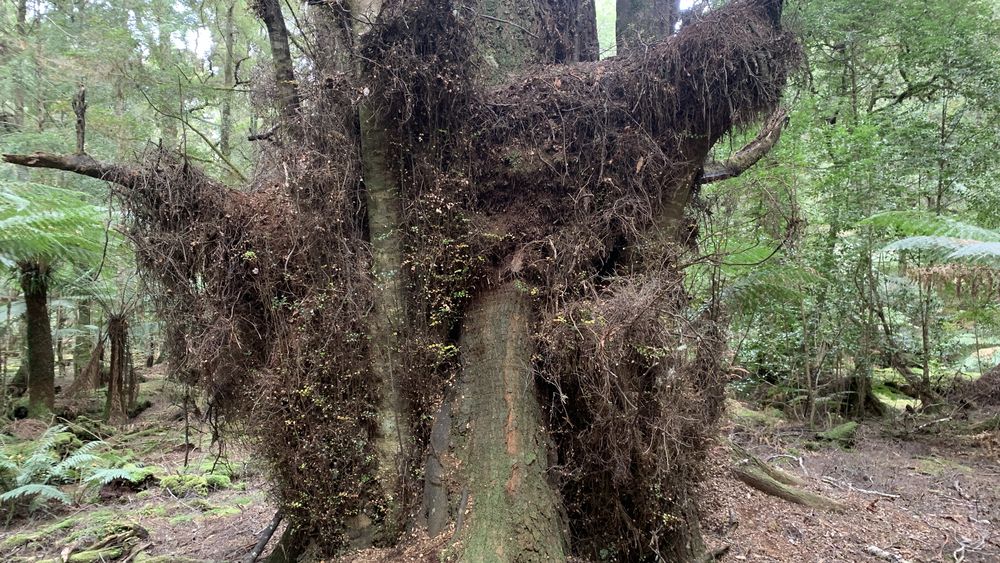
0 180 109 269
0 425 111 511
864 211 1000 264
85 468 137 486
0 484 71 505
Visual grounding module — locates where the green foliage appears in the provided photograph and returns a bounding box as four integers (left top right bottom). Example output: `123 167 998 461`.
0 425 109 512
0 181 107 269
865 211 1000 263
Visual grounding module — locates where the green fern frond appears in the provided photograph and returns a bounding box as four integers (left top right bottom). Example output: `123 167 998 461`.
863 211 1000 242
948 242 1000 261
866 212 1000 265
0 181 110 268
0 483 71 505
85 468 138 486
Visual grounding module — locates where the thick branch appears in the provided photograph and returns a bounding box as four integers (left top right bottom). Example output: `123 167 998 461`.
700 106 789 184
2 152 139 188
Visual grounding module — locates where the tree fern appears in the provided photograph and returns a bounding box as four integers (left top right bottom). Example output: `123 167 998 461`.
864 211 1000 263
0 180 109 268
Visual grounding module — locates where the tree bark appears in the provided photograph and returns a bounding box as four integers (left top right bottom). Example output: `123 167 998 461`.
448 283 568 561
219 0 236 160
253 0 300 131
19 262 55 417
105 314 135 425
73 300 92 377
360 100 412 530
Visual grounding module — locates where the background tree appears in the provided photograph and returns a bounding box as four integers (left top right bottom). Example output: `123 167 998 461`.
4 0 797 559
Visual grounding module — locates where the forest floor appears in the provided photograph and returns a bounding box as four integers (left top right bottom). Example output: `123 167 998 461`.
701 402 1000 562
1 367 997 562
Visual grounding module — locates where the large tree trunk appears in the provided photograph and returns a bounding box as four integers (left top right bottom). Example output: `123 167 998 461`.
19 262 55 417
448 283 567 561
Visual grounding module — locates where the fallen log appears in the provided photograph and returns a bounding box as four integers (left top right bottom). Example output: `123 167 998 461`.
730 441 845 512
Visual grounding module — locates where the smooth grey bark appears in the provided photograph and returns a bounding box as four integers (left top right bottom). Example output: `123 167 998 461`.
219 0 236 159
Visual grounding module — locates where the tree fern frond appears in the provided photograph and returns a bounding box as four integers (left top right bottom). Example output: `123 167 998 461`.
85 468 138 486
863 211 1000 242
0 484 71 505
947 242 1000 261
0 181 110 267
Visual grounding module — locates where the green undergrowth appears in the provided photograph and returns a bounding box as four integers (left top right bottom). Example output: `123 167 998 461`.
727 398 786 428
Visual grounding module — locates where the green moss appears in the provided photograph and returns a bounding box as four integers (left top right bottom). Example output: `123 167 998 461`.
138 505 169 517
203 505 240 518
817 421 858 446
158 471 232 497
915 456 973 476
872 384 919 411
728 399 785 427
0 516 78 548
67 516 135 543
204 474 231 489
159 474 209 497
169 513 195 525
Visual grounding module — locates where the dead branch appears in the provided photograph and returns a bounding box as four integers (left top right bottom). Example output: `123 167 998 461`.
243 511 283 563
2 152 138 188
730 441 844 512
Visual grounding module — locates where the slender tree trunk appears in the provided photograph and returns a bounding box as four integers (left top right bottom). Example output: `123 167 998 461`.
448 283 568 561
360 101 412 525
106 314 134 425
20 263 55 417
74 300 92 376
56 305 65 378
219 1 236 160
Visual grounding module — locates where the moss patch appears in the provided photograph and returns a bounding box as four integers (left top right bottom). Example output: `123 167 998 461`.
0 515 78 549
914 456 973 476
728 399 785 428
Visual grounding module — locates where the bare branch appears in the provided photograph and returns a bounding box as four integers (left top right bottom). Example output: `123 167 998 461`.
700 106 789 184
2 152 139 188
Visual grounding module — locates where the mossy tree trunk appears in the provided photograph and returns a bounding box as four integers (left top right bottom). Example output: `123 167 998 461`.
19 261 54 417
448 283 568 561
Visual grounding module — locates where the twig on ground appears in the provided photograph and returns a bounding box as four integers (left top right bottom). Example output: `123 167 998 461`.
767 453 808 476
821 476 900 499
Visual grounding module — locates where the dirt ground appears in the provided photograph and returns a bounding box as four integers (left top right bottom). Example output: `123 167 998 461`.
2 370 997 562
701 413 1000 563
